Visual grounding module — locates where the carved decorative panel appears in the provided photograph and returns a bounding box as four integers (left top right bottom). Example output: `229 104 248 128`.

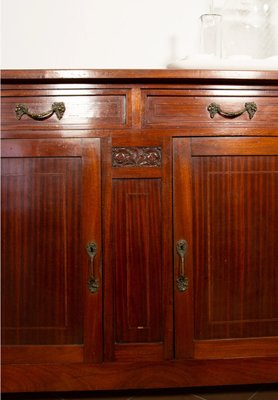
112 146 161 167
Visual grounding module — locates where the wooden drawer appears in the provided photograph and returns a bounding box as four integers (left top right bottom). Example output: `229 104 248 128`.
2 88 131 130
142 89 278 128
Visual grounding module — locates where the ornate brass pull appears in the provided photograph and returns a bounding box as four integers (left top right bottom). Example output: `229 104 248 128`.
176 239 189 292
15 102 66 121
207 102 257 119
86 242 99 293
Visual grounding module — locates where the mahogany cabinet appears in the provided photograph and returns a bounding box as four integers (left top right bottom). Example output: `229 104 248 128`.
1 69 278 393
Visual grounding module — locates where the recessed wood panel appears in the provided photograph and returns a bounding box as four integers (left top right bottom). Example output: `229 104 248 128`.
1 90 129 130
143 91 278 128
1 157 83 345
112 179 162 343
193 156 278 339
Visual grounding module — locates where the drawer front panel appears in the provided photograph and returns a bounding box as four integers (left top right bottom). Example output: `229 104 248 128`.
142 90 278 128
2 90 130 130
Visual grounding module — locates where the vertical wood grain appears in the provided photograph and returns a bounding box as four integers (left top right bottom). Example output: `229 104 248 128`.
81 139 103 363
113 179 162 343
103 137 173 361
173 138 194 359
1 156 82 345
193 155 278 340
1 138 103 363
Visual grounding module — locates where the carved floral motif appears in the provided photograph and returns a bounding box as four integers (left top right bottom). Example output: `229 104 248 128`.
112 147 162 167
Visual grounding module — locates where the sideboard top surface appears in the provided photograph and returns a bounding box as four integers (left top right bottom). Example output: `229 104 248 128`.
2 69 278 83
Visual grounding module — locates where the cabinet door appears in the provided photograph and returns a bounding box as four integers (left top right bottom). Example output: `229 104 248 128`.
103 138 173 361
174 137 278 359
1 138 102 364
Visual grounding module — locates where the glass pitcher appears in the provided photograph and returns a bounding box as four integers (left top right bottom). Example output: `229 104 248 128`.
213 0 275 58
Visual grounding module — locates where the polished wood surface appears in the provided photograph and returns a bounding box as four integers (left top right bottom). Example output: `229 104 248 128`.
173 138 194 359
1 138 102 364
2 345 84 364
193 154 278 340
2 69 278 81
142 89 278 128
2 154 83 345
1 69 278 393
103 137 173 362
2 89 130 131
2 358 278 392
113 179 163 343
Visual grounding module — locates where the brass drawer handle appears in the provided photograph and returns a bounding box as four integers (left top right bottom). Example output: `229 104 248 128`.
176 239 189 292
15 102 66 121
86 242 99 293
208 102 257 119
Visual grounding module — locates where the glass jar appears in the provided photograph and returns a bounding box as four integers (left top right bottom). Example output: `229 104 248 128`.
213 0 275 58
200 13 222 58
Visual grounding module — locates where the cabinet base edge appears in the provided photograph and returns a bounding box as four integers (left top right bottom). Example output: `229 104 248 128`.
2 357 278 393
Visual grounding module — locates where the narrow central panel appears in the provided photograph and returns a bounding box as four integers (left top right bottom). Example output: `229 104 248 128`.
113 179 162 343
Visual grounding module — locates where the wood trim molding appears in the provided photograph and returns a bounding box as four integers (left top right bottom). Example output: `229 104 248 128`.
2 69 278 83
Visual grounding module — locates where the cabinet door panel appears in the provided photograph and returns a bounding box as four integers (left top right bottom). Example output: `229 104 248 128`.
103 139 173 362
113 179 162 343
174 137 278 360
2 157 82 345
193 155 278 340
1 139 102 363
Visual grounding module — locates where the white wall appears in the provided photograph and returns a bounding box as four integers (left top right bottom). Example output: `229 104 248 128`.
1 0 209 69
271 0 278 56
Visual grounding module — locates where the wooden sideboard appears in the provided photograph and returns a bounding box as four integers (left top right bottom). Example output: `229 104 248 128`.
1 69 278 393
